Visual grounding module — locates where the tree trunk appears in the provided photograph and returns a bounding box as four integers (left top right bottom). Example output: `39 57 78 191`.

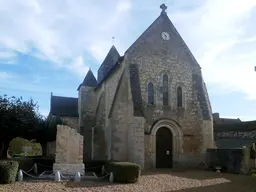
0 140 10 159
41 142 47 157
0 141 4 158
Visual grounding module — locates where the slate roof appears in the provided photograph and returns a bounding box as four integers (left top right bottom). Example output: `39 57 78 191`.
214 120 256 132
97 45 120 82
95 56 124 88
77 69 98 90
214 118 241 124
50 95 78 117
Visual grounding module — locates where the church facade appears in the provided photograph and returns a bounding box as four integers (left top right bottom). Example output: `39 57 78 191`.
52 4 214 169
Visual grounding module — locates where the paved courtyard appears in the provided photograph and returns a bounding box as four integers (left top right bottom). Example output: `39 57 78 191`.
0 170 256 192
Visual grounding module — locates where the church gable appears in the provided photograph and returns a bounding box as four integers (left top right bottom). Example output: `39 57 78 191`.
126 4 199 67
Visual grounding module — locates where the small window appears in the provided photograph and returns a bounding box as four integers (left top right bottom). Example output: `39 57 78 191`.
148 82 154 105
163 74 168 106
177 86 183 107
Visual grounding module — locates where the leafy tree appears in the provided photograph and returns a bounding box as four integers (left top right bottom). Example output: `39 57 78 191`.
0 95 45 157
36 114 66 154
0 94 67 158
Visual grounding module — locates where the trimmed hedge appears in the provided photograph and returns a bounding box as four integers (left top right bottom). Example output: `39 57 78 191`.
0 160 19 184
105 162 141 183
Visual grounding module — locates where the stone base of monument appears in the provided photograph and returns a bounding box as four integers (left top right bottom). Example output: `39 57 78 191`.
53 163 85 175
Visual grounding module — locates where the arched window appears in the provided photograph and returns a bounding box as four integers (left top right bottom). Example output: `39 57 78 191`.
163 74 168 106
177 86 183 107
148 82 154 105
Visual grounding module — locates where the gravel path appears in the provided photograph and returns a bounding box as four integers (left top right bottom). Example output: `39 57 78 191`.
0 170 255 192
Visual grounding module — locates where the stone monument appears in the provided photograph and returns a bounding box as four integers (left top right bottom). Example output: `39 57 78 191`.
53 125 85 175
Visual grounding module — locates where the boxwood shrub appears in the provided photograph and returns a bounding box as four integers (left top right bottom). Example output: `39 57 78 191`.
105 162 141 183
0 160 19 184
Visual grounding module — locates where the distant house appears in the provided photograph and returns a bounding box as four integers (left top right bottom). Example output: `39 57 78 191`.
213 113 241 124
49 93 79 131
213 113 256 148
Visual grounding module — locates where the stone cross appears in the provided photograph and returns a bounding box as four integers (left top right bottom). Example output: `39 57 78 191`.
160 3 167 14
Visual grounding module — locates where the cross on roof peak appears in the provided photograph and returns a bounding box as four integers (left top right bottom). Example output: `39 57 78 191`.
160 3 167 15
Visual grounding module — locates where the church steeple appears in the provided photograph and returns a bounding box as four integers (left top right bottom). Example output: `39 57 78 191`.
97 45 120 82
77 69 97 90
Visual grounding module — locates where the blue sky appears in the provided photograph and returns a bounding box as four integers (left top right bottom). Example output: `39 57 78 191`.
0 0 256 120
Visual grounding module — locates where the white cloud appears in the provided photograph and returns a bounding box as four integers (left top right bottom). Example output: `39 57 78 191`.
0 0 256 102
0 0 132 74
170 0 256 100
67 56 89 77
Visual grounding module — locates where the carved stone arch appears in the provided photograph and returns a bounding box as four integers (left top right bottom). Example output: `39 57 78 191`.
145 78 157 91
150 119 184 168
158 70 172 84
149 117 182 134
175 82 186 109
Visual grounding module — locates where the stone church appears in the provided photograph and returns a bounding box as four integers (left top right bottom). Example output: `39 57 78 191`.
49 4 214 169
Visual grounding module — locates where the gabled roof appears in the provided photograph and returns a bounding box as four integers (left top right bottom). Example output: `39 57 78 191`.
50 95 78 117
125 5 200 67
214 118 242 124
214 120 256 132
77 69 98 90
97 45 120 82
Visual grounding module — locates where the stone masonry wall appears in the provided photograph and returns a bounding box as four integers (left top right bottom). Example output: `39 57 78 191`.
125 14 213 168
93 92 106 160
79 86 97 161
128 116 145 168
109 70 129 161
95 61 125 160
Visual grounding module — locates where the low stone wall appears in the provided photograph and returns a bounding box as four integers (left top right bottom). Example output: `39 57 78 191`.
214 121 256 149
206 148 252 174
215 131 256 139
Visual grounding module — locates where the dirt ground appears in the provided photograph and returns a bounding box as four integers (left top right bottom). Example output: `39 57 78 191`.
0 169 256 192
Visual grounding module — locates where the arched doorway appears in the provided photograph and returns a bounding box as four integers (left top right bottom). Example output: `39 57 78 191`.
156 127 173 168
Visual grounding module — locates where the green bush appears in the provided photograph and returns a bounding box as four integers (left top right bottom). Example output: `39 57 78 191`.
105 162 141 183
0 160 19 184
8 137 42 157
